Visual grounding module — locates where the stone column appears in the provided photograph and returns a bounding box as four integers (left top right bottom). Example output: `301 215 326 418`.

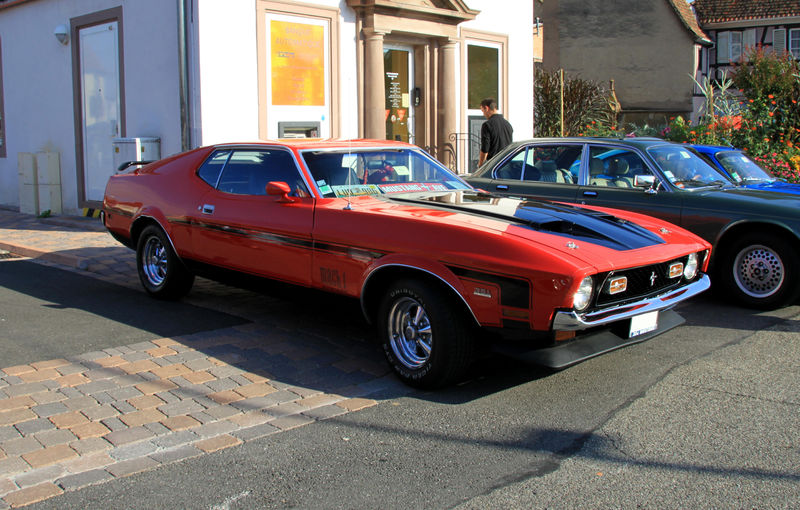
439 39 458 169
363 29 387 140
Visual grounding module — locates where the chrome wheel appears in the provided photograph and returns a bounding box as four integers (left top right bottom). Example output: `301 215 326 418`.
141 236 168 288
733 244 784 298
387 296 433 370
135 225 194 300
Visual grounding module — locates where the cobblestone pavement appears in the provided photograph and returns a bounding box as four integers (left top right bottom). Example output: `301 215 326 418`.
0 209 409 508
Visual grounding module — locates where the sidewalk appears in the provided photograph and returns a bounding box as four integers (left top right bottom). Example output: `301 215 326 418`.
0 209 406 508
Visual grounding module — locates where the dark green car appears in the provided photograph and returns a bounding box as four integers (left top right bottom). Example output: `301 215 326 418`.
466 137 800 309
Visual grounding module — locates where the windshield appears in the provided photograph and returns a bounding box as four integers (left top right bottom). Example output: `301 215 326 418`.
715 151 775 183
301 148 472 198
647 145 730 189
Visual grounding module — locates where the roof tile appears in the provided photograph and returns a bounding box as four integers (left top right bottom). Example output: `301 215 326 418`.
693 0 800 24
669 0 712 43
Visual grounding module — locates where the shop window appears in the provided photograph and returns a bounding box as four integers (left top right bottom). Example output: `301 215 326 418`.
463 32 507 173
256 2 339 140
467 44 499 110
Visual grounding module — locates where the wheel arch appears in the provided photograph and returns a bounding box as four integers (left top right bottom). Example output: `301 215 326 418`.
131 214 183 265
713 220 800 270
360 264 479 327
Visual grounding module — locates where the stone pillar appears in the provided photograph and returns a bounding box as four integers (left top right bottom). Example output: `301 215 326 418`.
363 29 387 140
439 39 458 169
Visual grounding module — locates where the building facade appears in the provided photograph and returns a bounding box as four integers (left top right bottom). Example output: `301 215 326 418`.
693 0 800 81
0 0 536 214
537 0 711 126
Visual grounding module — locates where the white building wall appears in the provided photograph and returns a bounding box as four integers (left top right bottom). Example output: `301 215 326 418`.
0 0 181 214
0 0 533 213
193 0 360 144
194 0 259 145
462 0 535 139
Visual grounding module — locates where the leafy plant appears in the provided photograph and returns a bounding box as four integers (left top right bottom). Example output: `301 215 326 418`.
534 68 616 137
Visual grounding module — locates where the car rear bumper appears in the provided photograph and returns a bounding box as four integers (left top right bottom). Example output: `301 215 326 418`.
552 274 710 331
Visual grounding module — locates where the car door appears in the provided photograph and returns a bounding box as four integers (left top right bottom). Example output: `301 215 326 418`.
576 145 684 227
480 143 582 203
190 147 315 285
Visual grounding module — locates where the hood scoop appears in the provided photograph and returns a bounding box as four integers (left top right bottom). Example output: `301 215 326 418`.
389 192 666 251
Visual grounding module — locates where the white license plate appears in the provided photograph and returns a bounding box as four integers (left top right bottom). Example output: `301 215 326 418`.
629 311 659 337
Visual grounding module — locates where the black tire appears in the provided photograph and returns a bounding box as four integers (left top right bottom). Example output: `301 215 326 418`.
716 232 800 309
136 225 194 300
378 279 476 388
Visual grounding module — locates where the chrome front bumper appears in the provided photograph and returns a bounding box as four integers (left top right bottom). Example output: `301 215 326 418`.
552 274 710 331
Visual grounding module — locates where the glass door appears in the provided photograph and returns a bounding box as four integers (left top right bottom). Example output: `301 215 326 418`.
384 46 414 144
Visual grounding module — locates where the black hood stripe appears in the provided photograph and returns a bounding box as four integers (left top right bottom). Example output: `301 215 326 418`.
387 192 665 251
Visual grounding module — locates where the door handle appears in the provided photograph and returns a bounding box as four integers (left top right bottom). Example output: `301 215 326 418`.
201 204 215 214
496 185 509 190
582 191 598 197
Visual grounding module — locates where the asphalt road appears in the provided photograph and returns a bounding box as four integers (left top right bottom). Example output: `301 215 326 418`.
3 259 798 509
0 259 247 367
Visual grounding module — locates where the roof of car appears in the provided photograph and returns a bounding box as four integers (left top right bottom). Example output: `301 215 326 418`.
506 137 677 150
212 139 417 151
687 144 739 152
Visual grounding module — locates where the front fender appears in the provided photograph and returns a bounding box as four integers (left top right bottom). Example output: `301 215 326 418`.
360 255 478 325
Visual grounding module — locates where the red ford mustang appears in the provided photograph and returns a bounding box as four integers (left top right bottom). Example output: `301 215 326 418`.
103 139 711 388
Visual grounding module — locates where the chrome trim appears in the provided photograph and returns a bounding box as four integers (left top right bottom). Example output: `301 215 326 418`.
552 274 710 331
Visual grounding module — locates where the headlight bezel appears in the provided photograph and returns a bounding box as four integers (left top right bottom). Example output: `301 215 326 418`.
573 276 594 311
684 252 699 280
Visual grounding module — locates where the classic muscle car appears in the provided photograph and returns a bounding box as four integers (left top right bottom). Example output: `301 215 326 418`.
103 140 710 388
467 137 800 310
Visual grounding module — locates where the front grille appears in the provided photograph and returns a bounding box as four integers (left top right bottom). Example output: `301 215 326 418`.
595 258 689 308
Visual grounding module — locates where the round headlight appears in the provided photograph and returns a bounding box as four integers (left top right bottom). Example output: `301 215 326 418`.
573 276 594 311
684 252 698 280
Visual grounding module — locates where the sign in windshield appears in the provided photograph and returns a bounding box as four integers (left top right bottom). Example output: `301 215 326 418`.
302 149 471 198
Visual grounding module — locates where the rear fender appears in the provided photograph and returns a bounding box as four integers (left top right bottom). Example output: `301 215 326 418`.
130 210 184 264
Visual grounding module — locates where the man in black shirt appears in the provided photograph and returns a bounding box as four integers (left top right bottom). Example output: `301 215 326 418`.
478 98 513 166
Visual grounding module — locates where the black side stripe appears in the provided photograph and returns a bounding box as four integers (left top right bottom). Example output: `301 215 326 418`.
447 265 530 308
167 217 528 306
168 217 384 261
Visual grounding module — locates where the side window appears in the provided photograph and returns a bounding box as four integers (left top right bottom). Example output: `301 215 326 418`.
492 149 525 180
197 150 231 188
588 147 651 188
217 150 307 196
521 145 580 184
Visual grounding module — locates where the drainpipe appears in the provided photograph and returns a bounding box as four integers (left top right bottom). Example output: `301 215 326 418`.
177 0 192 151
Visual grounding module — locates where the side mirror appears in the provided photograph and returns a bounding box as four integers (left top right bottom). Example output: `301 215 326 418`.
266 181 297 203
634 174 656 188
